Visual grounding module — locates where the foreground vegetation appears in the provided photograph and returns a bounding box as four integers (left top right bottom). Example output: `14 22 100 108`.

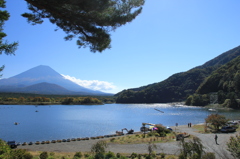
1 132 240 159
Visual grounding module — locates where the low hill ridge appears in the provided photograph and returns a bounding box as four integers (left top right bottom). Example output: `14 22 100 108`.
115 45 240 103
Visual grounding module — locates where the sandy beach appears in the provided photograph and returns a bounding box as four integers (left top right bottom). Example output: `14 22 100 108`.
18 124 239 158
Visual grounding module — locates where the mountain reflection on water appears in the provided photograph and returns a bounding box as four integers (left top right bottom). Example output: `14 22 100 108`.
0 104 239 143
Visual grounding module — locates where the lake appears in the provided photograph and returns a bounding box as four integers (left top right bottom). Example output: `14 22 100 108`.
0 103 239 143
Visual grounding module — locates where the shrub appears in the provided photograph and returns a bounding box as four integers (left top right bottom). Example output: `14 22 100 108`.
151 151 156 158
94 152 105 159
50 152 55 156
143 154 149 158
39 151 48 159
74 152 83 158
130 152 138 159
137 154 142 159
120 156 128 159
116 153 121 158
23 153 33 159
147 131 159 137
160 153 166 159
154 124 171 136
145 155 153 159
84 153 90 158
227 134 240 158
178 153 185 159
10 149 33 159
105 151 115 159
85 156 94 159
159 131 166 137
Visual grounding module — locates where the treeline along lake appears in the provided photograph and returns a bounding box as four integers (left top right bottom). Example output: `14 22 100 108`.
0 104 240 143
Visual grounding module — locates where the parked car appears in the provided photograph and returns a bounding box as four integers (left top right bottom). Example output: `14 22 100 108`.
220 126 236 133
7 141 18 148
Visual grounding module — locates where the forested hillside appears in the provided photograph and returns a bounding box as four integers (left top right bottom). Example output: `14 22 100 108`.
116 45 240 104
186 56 240 108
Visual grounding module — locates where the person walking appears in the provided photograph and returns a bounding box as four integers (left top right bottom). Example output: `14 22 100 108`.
215 134 218 145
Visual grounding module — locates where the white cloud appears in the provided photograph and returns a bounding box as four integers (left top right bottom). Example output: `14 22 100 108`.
61 74 116 92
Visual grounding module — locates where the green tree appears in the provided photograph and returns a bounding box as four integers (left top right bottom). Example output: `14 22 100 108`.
22 0 145 52
91 140 108 159
0 0 18 76
147 141 157 156
205 114 228 132
178 137 205 159
227 134 240 158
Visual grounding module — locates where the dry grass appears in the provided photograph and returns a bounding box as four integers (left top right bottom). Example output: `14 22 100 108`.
106 133 176 144
192 124 211 134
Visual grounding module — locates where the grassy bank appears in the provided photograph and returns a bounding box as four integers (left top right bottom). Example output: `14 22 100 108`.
106 133 177 144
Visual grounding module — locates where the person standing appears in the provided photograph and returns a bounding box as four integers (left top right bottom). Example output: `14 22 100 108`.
176 123 178 127
215 134 218 145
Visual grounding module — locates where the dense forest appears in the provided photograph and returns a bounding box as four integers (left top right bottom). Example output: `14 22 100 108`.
0 93 115 105
115 45 240 106
186 55 240 109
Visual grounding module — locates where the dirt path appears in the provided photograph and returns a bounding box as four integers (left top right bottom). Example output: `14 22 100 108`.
18 125 239 158
173 125 237 159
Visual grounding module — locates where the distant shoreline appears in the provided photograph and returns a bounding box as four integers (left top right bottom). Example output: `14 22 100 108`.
0 102 103 105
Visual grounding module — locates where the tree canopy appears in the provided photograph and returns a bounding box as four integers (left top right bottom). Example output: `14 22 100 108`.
22 0 145 52
227 134 240 158
205 114 228 131
0 0 18 76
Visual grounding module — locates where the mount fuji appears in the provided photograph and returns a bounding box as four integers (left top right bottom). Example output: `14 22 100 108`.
0 65 113 96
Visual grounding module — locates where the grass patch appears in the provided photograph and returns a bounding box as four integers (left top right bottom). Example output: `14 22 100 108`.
192 124 211 134
107 133 176 144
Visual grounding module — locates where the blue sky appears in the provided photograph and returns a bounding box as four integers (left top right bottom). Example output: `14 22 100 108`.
1 0 240 94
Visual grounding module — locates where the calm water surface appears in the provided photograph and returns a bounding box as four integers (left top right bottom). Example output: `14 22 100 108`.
0 103 239 142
